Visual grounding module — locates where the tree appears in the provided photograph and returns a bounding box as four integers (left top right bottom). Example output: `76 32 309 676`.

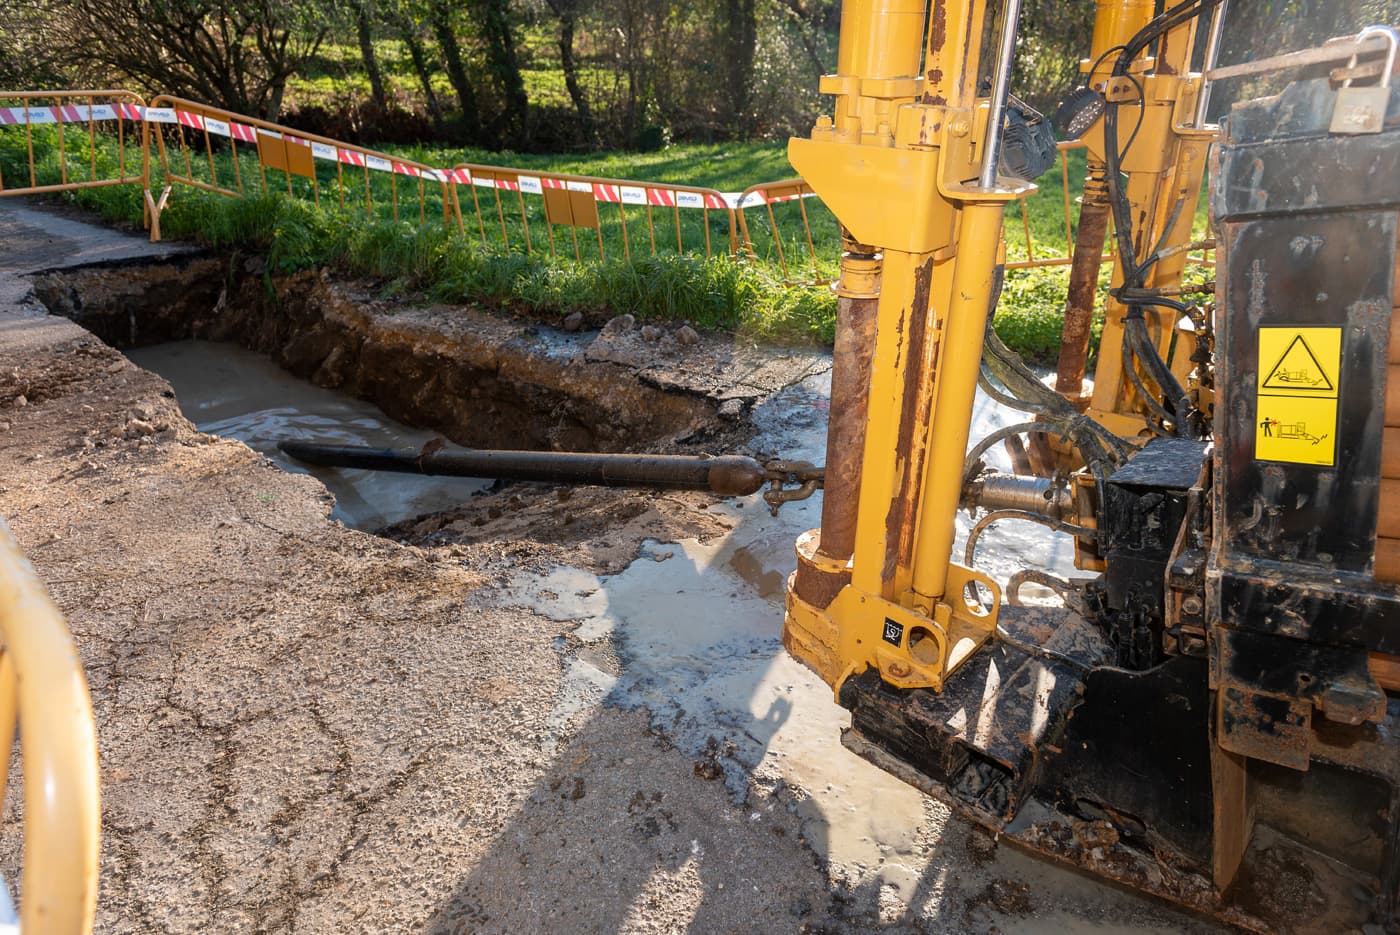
50 0 329 119
544 0 598 144
395 5 445 131
427 0 482 138
1011 0 1096 115
722 0 759 135
355 0 389 112
474 0 529 145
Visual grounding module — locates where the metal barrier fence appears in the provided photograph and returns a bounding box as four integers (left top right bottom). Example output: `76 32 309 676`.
0 518 101 935
146 96 454 240
0 89 1212 284
0 89 149 204
1003 141 1095 271
735 179 835 286
448 162 737 264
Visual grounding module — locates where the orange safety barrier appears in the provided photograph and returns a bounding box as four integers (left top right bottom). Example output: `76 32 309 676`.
147 96 455 240
448 163 737 263
0 89 149 209
0 90 1212 280
735 178 833 286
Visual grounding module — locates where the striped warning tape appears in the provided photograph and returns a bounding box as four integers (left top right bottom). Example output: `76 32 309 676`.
0 102 816 209
449 170 737 211
0 104 131 125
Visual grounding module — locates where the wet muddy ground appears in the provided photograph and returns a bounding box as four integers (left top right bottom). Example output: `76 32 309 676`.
0 201 1223 933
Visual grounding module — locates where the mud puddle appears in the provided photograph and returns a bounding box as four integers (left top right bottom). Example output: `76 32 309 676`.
127 339 492 530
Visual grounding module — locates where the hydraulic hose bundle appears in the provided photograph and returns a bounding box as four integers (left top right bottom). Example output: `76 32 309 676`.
1101 0 1225 438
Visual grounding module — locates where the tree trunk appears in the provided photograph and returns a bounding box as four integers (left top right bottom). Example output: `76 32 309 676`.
357 6 388 111
401 25 444 131
476 0 528 146
556 11 596 144
724 0 757 136
428 0 480 138
265 77 287 121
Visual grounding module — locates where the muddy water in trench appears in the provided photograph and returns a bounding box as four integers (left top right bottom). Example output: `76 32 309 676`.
127 340 493 530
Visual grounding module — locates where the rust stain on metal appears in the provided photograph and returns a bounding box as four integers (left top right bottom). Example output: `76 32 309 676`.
1055 174 1110 399
926 2 947 55
884 257 937 584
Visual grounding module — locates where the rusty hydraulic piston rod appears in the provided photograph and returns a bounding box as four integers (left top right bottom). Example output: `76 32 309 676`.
279 441 772 497
791 236 880 609
1054 168 1112 403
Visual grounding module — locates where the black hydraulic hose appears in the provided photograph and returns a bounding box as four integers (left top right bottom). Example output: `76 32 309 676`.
981 332 1132 462
1099 0 1222 436
977 337 1131 468
1105 0 1226 272
278 441 770 496
975 269 1130 468
1120 322 1178 427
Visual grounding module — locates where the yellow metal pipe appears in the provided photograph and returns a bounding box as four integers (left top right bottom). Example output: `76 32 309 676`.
0 519 100 934
0 653 15 817
911 202 1006 601
1090 0 1153 67
924 0 989 107
830 0 927 143
838 0 927 78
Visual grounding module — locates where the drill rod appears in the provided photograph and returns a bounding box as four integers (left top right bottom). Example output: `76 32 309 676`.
278 441 769 497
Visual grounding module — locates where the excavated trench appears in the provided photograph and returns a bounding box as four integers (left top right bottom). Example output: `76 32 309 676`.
31 256 732 453
29 255 752 529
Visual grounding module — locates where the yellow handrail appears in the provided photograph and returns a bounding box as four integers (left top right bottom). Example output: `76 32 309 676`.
0 518 100 934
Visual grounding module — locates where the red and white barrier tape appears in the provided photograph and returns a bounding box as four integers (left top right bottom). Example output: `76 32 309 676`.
0 103 129 125
0 102 817 211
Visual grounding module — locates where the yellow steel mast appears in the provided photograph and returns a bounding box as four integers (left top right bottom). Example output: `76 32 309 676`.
785 0 1033 693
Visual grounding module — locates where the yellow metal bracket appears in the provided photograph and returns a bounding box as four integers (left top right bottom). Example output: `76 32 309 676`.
788 561 1002 699
788 137 950 254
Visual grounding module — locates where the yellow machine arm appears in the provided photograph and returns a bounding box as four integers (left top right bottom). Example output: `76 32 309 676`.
1066 0 1223 439
0 519 100 934
785 0 1034 693
784 0 1230 693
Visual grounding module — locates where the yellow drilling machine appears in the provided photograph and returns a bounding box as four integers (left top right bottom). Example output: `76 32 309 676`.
9 1 1400 932
782 0 1400 930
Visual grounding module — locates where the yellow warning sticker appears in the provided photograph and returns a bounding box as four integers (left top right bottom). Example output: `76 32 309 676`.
1255 326 1341 465
1255 396 1337 465
1258 327 1341 395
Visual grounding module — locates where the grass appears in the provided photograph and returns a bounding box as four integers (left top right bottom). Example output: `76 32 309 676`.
0 114 1212 358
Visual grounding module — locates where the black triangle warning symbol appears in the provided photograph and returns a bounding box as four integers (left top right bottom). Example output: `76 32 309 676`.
1262 334 1334 391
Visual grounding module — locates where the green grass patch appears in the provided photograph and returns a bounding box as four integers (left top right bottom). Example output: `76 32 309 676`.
58 174 838 344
